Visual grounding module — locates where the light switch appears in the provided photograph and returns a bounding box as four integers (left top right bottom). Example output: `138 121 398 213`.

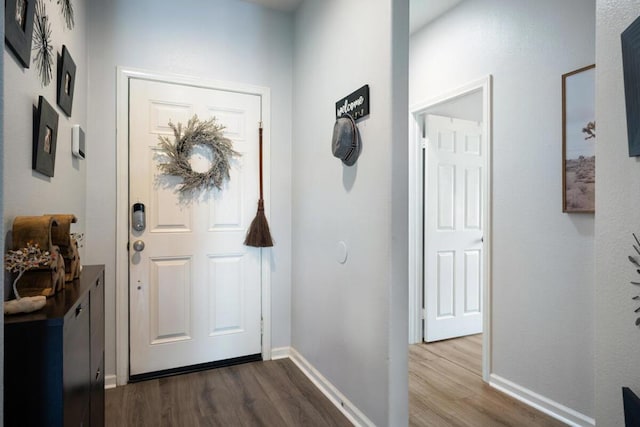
336 241 348 264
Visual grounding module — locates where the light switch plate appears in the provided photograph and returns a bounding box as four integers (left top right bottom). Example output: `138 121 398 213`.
72 125 85 159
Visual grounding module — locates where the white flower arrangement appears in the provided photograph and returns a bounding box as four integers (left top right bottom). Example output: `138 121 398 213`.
5 242 53 300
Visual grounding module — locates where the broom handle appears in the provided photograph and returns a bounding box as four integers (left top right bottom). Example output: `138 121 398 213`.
259 123 264 201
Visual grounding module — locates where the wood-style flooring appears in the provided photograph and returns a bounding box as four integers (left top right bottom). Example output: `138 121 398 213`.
409 334 566 426
105 359 351 427
107 335 567 426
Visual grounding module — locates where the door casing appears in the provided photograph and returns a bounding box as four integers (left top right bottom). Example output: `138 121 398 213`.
408 75 492 382
115 67 272 386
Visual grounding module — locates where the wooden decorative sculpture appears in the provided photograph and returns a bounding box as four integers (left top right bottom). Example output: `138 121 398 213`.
11 216 65 297
48 214 81 281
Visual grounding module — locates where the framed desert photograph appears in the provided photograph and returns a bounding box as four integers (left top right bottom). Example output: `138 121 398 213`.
562 64 595 213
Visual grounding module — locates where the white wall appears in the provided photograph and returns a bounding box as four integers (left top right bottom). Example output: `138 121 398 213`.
4 0 89 287
410 0 595 419
86 0 293 380
291 0 408 425
595 1 640 425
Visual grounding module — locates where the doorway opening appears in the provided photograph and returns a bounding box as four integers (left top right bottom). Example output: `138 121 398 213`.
408 76 492 382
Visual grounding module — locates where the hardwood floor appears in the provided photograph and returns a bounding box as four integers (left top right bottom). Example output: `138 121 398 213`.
409 335 566 427
106 359 351 427
107 336 566 426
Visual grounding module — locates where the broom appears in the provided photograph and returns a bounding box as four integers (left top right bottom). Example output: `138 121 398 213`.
244 122 274 247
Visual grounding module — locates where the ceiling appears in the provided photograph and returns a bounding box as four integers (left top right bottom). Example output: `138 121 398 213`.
410 0 464 34
242 0 464 32
241 0 302 12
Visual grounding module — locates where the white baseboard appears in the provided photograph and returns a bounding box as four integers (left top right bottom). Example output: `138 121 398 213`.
104 374 117 390
289 347 374 427
489 374 595 427
270 347 291 360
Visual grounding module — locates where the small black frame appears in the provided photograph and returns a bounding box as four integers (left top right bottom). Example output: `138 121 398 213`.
33 96 59 177
57 46 76 117
5 0 36 68
622 15 640 156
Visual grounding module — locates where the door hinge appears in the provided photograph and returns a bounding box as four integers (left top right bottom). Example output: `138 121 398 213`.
421 137 428 150
126 241 130 251
422 308 427 320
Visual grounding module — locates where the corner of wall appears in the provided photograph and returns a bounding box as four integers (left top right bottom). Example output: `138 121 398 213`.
388 0 410 425
1 0 5 421
594 1 640 424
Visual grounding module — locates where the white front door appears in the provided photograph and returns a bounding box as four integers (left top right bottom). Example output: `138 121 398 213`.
128 79 262 376
424 114 484 342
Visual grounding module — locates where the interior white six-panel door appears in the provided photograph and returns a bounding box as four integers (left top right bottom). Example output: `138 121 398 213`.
424 114 484 342
129 79 262 376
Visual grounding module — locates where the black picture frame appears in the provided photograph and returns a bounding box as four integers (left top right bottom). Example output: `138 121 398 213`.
5 0 36 68
57 46 76 117
33 96 59 177
622 15 640 156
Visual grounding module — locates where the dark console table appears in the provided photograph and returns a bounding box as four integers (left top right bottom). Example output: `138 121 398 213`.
4 264 105 427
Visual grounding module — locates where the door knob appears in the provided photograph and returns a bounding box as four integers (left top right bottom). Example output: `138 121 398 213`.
133 240 145 252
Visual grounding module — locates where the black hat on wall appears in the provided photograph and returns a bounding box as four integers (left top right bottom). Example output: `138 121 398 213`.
331 113 361 166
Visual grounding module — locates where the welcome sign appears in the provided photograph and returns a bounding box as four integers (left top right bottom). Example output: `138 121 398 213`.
335 85 370 120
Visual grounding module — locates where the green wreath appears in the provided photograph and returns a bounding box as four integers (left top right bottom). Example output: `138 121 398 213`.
157 115 241 194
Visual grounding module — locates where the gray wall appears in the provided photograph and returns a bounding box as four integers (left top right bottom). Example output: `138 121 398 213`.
4 0 89 263
410 0 595 418
85 0 294 380
595 1 640 425
291 0 409 425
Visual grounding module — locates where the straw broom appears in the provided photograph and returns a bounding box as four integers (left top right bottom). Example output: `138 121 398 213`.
244 122 274 247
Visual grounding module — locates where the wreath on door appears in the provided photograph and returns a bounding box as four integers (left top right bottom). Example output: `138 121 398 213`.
156 115 241 194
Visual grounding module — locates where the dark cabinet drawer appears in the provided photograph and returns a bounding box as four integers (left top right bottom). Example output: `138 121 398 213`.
90 270 105 372
91 353 105 427
63 293 91 427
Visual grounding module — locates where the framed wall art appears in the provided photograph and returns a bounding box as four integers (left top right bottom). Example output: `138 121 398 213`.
57 46 76 117
622 15 640 156
5 0 36 68
33 96 59 177
562 64 596 213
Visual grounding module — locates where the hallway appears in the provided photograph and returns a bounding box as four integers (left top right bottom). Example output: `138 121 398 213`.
409 335 565 426
107 337 566 426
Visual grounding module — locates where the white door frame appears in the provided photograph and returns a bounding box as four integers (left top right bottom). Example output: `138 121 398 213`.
408 75 492 382
115 67 272 386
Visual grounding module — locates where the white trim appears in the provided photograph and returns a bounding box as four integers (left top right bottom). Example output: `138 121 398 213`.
407 110 423 345
104 374 117 390
407 75 493 383
115 67 273 386
490 374 595 427
289 348 375 427
270 347 291 360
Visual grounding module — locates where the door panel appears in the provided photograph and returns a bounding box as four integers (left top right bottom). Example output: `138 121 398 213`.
129 79 261 376
437 251 455 317
425 114 484 342
149 257 192 343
